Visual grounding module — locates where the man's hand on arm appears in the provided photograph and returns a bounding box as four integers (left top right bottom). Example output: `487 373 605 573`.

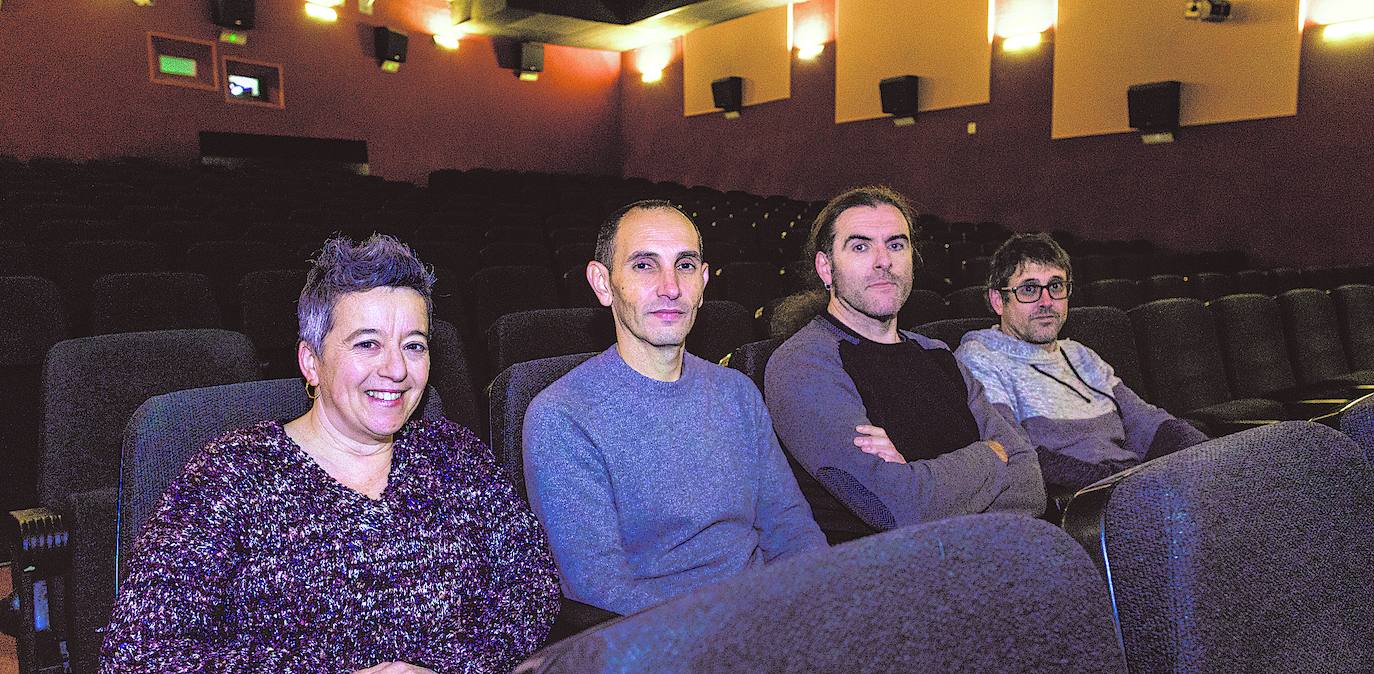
985 439 1008 463
854 425 905 464
855 425 1007 465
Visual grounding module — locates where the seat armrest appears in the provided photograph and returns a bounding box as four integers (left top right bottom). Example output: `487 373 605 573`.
1042 483 1078 524
1205 419 1280 436
543 597 621 646
3 506 70 669
1284 399 1349 420
6 507 69 576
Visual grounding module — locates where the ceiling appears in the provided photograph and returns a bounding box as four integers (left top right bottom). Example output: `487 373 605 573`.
453 0 794 51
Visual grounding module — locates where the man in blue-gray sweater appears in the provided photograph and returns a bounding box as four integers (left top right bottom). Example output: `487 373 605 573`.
522 200 826 616
955 233 1207 490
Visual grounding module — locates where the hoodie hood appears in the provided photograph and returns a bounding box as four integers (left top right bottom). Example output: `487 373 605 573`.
960 327 1062 365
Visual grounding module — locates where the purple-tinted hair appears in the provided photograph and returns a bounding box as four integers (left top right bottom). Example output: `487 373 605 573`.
298 234 436 354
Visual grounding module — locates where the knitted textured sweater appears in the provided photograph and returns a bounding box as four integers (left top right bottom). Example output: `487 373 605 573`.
102 418 559 674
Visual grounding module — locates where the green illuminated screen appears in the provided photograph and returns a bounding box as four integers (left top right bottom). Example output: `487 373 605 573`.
158 55 198 77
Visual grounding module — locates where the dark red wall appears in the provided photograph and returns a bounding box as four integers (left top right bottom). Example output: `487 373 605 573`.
619 27 1374 267
0 0 622 182
2 1 1371 265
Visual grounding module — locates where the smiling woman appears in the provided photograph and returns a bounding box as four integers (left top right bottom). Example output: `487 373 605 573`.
100 235 560 674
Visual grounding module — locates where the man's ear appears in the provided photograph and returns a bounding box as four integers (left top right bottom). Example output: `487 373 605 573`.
699 261 710 307
815 250 833 289
586 260 613 308
298 340 320 385
988 288 1006 318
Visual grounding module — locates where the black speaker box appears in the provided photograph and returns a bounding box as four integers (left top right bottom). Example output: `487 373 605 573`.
711 76 743 113
879 75 920 117
520 42 545 73
211 0 254 29
1127 81 1182 132
374 27 409 63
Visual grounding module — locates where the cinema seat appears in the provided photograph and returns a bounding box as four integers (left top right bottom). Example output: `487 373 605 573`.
1064 422 1374 673
1339 394 1374 463
897 289 948 329
1208 294 1350 411
90 272 220 335
97 380 446 674
1060 306 1148 398
4 329 260 674
488 353 596 501
1080 278 1144 311
486 308 615 377
946 286 992 318
468 265 561 335
1333 284 1374 371
0 276 67 513
517 514 1125 674
1278 288 1374 388
913 317 989 351
1129 298 1285 433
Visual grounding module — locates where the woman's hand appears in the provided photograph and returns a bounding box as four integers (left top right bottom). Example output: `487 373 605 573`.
353 663 437 674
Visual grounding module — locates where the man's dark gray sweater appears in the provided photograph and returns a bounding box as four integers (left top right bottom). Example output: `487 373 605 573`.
765 316 1046 530
523 346 826 616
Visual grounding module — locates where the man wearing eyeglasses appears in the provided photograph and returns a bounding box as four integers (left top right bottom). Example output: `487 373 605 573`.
955 233 1207 491
765 187 1045 541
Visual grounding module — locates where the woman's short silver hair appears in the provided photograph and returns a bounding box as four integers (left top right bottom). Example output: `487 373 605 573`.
297 234 436 354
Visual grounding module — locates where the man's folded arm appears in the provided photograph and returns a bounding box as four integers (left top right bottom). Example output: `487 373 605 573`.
766 348 1014 529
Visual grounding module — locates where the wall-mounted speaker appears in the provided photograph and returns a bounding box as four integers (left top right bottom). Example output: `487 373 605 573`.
374 26 408 66
879 75 920 121
211 0 254 29
711 76 743 118
518 42 544 80
1127 81 1182 132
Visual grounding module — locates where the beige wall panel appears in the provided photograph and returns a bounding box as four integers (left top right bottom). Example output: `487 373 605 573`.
1052 0 1301 139
835 0 992 124
682 6 792 117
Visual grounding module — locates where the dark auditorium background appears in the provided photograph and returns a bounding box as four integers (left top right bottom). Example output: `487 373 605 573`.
1 0 1371 266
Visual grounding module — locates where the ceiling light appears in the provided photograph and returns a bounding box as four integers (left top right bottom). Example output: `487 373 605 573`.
304 2 338 22
1323 16 1374 40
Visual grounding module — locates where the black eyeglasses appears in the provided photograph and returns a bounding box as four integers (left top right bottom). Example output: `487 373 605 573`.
999 280 1072 303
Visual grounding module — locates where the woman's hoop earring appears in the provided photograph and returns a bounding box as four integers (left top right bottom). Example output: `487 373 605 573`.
305 382 319 400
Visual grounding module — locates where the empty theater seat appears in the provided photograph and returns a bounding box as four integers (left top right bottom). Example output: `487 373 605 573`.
517 514 1125 674
1332 284 1374 371
1278 288 1374 388
89 272 220 335
1063 422 1374 673
1080 278 1144 312
1129 298 1285 433
946 286 992 319
1060 305 1148 397
486 307 616 377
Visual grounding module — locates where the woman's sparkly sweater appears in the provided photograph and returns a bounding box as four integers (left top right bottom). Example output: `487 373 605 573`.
101 418 559 674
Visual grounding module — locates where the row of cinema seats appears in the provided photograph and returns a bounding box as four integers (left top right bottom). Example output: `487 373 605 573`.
6 233 1373 353
483 285 1374 438
7 273 1369 520
923 266 1374 321
11 325 1374 674
0 271 763 511
7 157 1309 306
